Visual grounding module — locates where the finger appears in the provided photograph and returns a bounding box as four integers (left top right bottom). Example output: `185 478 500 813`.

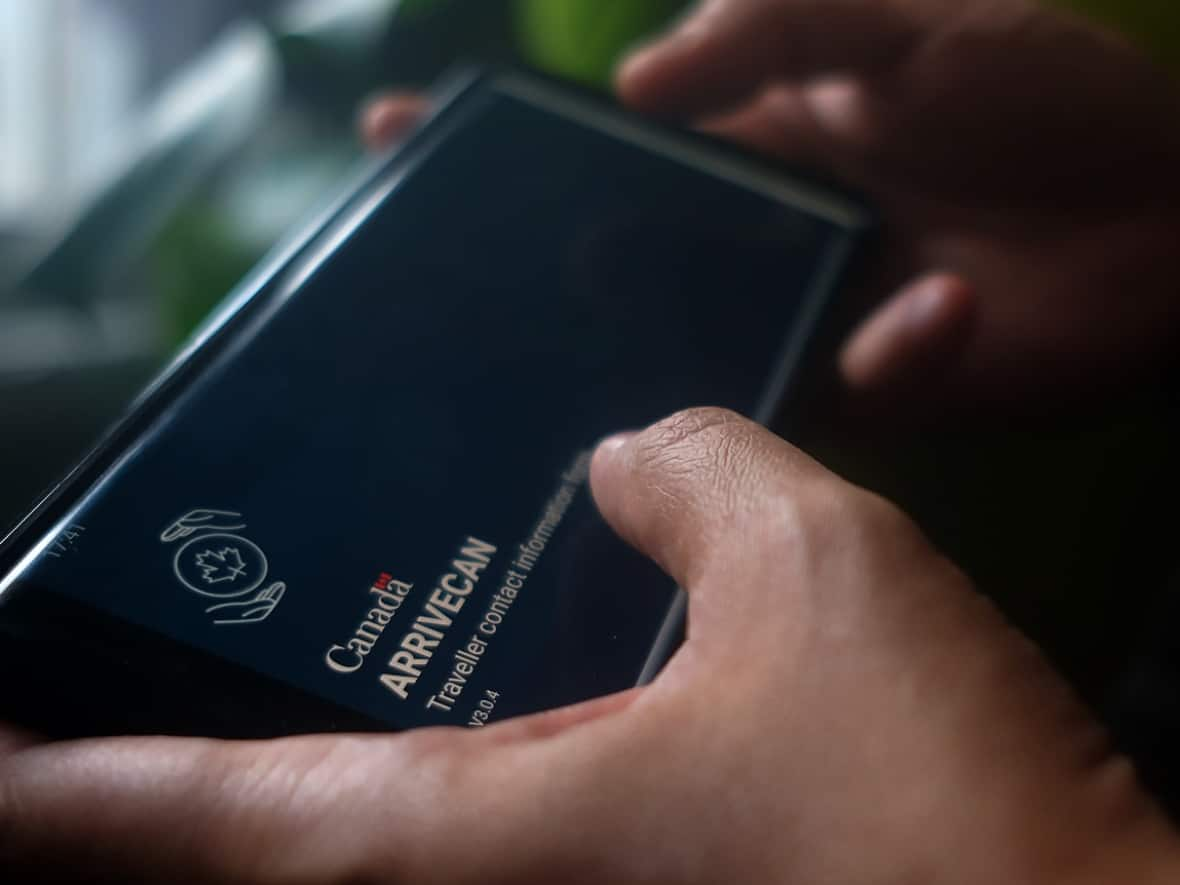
589 408 825 594
358 92 429 151
0 734 413 883
0 692 643 882
617 0 922 118
698 84 830 167
0 730 528 883
839 272 975 395
699 79 881 186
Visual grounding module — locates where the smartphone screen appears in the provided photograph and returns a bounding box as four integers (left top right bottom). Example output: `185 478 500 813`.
0 71 868 736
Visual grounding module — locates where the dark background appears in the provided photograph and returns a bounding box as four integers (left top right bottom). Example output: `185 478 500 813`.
2 0 1179 812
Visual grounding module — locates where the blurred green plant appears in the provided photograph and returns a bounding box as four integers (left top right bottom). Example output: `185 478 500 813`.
153 0 1180 350
152 0 692 348
514 0 686 87
1053 0 1180 69
153 203 261 343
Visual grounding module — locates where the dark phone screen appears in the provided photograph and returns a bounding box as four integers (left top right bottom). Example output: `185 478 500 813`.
1 75 863 731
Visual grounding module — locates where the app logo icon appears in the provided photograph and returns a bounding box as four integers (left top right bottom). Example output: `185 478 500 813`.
160 510 285 626
175 533 266 597
195 547 247 584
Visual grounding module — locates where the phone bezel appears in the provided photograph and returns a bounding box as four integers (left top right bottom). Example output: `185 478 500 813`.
0 67 873 681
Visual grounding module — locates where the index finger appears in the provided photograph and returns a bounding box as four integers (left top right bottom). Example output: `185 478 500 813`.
0 687 644 883
358 92 429 151
617 0 923 118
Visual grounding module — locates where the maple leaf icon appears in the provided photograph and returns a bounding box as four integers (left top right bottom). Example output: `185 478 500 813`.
194 547 248 584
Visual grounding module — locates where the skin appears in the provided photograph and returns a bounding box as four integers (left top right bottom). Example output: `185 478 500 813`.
617 0 1180 412
4 1 1180 881
366 0 1180 414
3 408 1180 883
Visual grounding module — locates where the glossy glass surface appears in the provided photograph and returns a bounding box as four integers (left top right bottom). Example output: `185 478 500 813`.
0 73 864 736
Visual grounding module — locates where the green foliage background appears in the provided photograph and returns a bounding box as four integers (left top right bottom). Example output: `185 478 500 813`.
515 0 686 86
1053 0 1180 68
513 0 1180 86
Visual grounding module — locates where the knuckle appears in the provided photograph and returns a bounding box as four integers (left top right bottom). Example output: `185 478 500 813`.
839 487 947 577
795 483 923 563
631 408 758 505
633 408 750 475
643 406 746 449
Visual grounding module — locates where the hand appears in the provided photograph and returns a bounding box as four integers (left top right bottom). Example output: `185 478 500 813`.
3 408 1178 882
617 0 1180 412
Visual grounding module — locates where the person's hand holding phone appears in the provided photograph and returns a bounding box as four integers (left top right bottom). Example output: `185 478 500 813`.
3 408 1178 883
366 0 1180 415
612 0 1180 412
6 1 1180 878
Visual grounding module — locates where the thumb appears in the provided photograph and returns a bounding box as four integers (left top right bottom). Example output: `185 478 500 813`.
589 408 824 596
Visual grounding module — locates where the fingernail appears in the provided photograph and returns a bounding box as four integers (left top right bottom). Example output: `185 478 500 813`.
904 278 954 331
596 432 637 459
591 432 638 486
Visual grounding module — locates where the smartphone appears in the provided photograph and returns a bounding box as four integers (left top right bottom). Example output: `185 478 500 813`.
0 69 869 738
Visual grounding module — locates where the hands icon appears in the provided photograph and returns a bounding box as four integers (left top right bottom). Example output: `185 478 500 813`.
160 510 247 544
204 582 285 626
